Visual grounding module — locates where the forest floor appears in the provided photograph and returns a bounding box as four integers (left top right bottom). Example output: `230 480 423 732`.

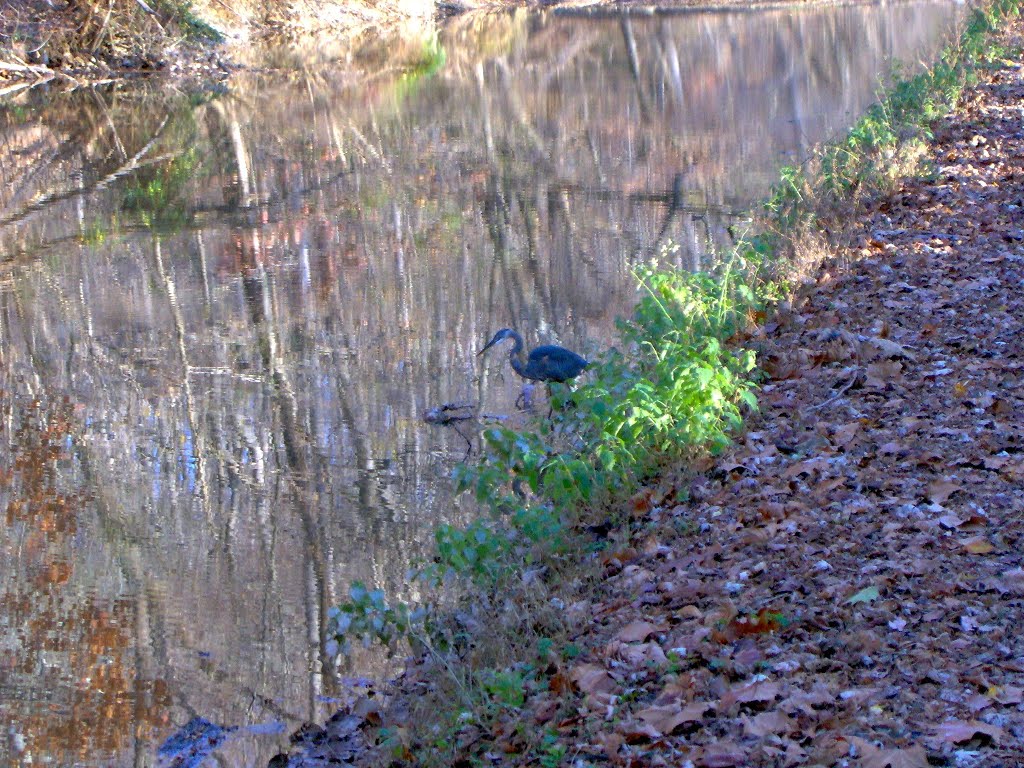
278 16 1024 768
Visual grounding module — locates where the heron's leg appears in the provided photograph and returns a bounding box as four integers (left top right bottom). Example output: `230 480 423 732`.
516 382 536 411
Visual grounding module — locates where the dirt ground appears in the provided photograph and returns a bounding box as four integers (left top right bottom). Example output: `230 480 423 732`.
277 16 1024 768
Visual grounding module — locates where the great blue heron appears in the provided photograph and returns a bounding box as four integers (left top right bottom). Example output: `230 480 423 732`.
477 328 588 384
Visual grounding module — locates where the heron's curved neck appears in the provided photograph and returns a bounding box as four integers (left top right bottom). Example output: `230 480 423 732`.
505 331 525 359
505 333 528 372
508 349 527 377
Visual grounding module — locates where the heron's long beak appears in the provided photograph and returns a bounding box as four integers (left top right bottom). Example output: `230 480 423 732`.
477 339 497 356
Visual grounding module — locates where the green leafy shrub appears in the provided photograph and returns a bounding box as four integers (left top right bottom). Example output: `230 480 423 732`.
325 581 421 657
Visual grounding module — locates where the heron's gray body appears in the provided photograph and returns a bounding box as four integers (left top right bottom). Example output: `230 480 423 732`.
478 329 588 383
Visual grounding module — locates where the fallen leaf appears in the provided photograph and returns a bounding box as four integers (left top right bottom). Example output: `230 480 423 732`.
847 585 881 605
618 719 662 744
833 422 861 446
742 710 795 737
838 686 880 706
866 360 904 386
720 608 789 640
992 685 1024 705
936 513 964 529
698 741 747 767
926 479 960 504
961 536 995 554
569 664 616 697
781 685 838 715
533 697 558 725
610 640 668 667
548 670 571 695
593 731 623 762
678 700 716 721
1000 568 1024 594
983 454 1011 470
615 621 660 643
727 680 781 707
863 336 918 361
783 456 830 480
846 736 930 768
967 693 992 712
635 701 712 735
651 676 693 706
933 719 1004 745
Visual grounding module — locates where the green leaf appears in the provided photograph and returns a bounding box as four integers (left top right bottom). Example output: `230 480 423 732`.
349 582 367 602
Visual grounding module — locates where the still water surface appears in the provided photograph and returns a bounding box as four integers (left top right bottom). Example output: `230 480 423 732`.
0 4 960 765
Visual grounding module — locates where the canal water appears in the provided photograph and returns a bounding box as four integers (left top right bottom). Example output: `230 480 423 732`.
0 3 961 765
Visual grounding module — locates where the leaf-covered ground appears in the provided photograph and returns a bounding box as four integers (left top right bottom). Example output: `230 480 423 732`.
278 20 1024 768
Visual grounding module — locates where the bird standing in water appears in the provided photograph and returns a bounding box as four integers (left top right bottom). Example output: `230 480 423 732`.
477 328 588 384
